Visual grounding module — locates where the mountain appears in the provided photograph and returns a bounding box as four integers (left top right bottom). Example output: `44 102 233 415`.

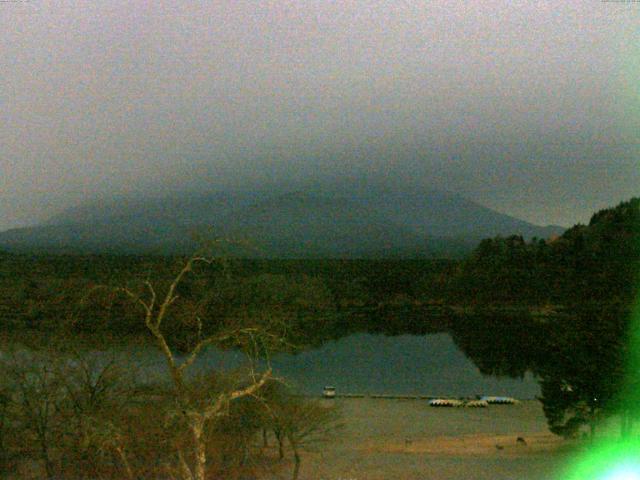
0 184 564 257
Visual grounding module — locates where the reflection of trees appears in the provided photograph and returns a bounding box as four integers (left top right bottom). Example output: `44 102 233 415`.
448 309 548 379
449 304 634 439
289 305 453 351
536 302 630 438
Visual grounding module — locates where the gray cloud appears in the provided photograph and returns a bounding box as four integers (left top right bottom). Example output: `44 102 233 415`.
1 0 638 230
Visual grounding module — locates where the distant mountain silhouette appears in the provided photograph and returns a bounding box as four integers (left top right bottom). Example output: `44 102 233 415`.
0 183 564 257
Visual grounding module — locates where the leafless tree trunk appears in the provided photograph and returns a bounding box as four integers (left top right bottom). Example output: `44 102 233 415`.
0 390 8 471
275 428 285 459
114 254 274 480
290 439 301 480
114 444 135 480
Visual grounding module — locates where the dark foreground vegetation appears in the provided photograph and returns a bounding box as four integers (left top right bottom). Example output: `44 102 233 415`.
0 347 340 480
0 197 638 478
0 253 343 480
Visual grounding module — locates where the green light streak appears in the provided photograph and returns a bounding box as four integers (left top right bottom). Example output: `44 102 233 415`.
560 438 640 480
554 16 640 477
556 225 640 479
557 248 640 478
557 304 640 480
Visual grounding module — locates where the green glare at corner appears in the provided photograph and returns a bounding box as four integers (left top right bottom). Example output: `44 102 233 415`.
559 291 640 478
560 439 640 480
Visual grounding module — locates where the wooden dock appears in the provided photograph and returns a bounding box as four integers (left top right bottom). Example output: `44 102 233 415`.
324 393 438 400
297 393 529 401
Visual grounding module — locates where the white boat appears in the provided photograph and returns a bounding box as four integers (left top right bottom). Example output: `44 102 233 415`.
322 386 336 398
464 399 489 408
428 398 463 407
479 396 519 405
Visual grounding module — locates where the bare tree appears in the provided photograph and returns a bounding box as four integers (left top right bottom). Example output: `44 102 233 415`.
109 253 279 480
261 383 342 480
57 350 137 480
0 351 66 480
80 417 135 480
0 346 140 480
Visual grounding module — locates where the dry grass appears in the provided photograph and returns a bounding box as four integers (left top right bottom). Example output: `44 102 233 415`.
361 432 570 457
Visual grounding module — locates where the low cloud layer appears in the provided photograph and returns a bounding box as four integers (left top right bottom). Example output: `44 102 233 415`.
1 0 638 231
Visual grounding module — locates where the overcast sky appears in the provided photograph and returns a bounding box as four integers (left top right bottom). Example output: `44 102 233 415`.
1 0 639 231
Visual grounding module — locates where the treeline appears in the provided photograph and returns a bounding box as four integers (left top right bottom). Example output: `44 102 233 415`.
0 254 454 348
1 198 637 335
447 198 640 306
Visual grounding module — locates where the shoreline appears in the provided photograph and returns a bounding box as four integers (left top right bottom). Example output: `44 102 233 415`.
287 398 576 480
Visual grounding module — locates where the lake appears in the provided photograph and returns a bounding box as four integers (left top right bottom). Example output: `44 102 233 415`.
125 332 540 398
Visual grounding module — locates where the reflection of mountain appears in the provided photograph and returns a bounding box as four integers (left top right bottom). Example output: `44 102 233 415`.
0 184 563 257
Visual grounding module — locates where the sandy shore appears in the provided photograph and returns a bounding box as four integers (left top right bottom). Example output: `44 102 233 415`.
275 398 578 480
362 431 566 456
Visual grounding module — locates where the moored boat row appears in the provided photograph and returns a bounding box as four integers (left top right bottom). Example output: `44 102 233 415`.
322 387 519 406
427 398 491 407
479 396 520 405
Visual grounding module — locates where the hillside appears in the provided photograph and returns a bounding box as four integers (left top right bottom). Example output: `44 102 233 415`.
0 184 563 257
448 197 640 305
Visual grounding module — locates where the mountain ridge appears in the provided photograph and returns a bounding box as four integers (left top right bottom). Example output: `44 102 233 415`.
0 185 564 258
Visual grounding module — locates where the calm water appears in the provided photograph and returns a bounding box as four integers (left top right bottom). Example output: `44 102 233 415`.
127 333 540 398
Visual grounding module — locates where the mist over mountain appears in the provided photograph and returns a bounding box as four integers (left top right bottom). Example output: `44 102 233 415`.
0 181 564 258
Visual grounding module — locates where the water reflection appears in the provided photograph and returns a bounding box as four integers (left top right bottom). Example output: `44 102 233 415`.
1 308 545 399
114 331 540 398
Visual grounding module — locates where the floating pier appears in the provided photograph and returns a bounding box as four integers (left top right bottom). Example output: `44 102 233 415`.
318 392 522 403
